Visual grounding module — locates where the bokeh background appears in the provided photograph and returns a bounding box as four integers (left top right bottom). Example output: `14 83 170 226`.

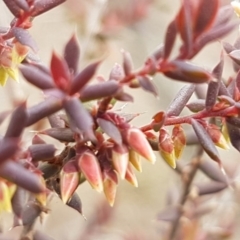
1 0 240 239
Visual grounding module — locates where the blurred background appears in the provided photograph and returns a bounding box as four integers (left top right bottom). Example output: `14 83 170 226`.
1 0 240 239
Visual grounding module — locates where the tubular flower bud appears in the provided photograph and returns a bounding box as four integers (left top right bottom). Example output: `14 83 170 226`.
129 149 142 172
172 125 186 159
206 124 229 149
126 128 156 164
77 151 103 192
125 163 138 187
60 160 80 204
103 170 118 207
112 144 129 179
159 128 176 168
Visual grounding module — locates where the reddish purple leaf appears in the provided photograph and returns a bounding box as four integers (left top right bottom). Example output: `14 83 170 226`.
122 50 134 76
114 91 134 102
5 102 27 138
14 0 30 12
226 120 240 152
11 187 28 219
167 84 195 117
31 0 66 17
97 118 122 145
80 81 119 102
28 144 56 162
20 65 55 90
64 34 80 75
199 159 227 184
40 128 75 142
0 139 19 164
22 202 42 226
213 5 234 27
66 193 83 216
138 76 158 97
0 161 44 193
109 63 124 81
191 119 221 163
63 98 95 141
205 80 220 110
193 21 237 58
12 28 38 52
163 60 212 83
176 0 193 57
193 0 219 39
163 20 177 60
40 163 60 180
195 181 227 195
212 54 224 81
26 98 63 126
48 114 65 128
186 99 205 112
50 51 70 92
3 0 22 17
69 61 100 95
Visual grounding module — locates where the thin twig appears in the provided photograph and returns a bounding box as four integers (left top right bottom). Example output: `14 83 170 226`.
167 147 203 240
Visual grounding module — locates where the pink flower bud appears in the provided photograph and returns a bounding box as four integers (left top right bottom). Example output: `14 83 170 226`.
159 128 176 168
103 170 118 207
60 160 80 204
78 151 103 192
126 128 156 164
125 163 138 187
112 144 129 179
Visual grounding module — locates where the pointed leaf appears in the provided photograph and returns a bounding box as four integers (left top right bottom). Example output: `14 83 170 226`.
50 51 70 91
66 193 84 216
3 0 22 17
163 60 212 83
193 0 219 39
167 84 195 117
138 76 158 97
125 163 138 187
26 98 63 126
31 0 66 17
20 65 55 90
163 20 177 60
195 181 227 195
11 187 28 219
28 144 56 162
40 128 75 142
80 81 119 102
186 99 205 112
122 50 133 76
199 159 227 184
0 161 45 193
12 28 38 52
64 34 80 75
0 139 19 164
5 102 27 138
69 61 100 95
191 119 221 164
205 80 220 110
63 98 94 141
97 118 122 145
